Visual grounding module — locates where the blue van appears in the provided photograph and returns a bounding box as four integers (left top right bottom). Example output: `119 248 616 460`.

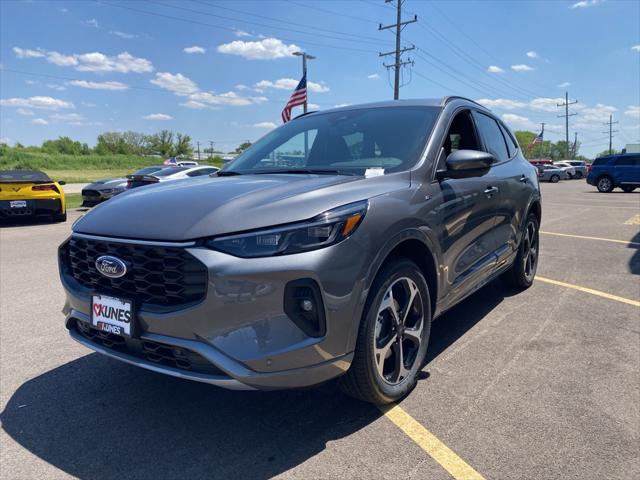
587 153 640 192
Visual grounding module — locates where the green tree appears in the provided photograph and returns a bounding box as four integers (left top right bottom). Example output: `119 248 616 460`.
596 148 619 158
42 136 85 155
234 141 252 154
149 130 174 156
174 133 193 157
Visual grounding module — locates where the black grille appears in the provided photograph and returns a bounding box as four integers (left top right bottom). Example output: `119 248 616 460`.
81 189 100 197
74 320 226 376
63 236 207 308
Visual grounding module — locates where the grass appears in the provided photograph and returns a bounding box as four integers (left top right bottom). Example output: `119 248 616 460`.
0 150 225 183
65 193 83 209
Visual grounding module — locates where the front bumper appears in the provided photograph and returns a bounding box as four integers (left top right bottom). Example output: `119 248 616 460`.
81 191 121 207
0 198 62 218
60 233 368 390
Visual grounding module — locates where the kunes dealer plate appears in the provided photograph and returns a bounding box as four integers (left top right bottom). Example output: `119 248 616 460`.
91 294 133 337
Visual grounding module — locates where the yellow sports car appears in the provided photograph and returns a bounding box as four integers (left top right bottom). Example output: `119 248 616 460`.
0 169 67 222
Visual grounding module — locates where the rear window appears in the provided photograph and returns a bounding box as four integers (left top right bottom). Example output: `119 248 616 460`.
614 155 640 166
0 170 51 182
153 167 189 177
592 157 612 166
133 166 164 175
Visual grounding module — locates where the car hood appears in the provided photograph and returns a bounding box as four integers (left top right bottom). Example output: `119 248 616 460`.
85 178 126 189
73 172 410 241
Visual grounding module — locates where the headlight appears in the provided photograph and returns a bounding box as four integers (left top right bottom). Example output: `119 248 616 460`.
206 200 368 258
100 188 115 194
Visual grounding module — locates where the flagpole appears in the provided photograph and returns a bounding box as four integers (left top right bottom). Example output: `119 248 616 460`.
293 51 315 162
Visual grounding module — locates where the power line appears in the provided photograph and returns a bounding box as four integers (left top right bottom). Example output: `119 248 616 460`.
379 0 416 100
602 114 619 155
557 91 578 158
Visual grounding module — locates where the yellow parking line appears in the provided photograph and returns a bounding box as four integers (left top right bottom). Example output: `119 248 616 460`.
536 276 640 307
540 231 640 247
379 403 485 480
624 214 640 226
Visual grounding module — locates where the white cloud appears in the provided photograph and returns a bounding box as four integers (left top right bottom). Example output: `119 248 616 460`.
150 72 199 95
188 91 267 107
580 104 617 123
487 65 504 74
47 84 66 91
144 113 173 120
81 101 97 107
558 82 571 88
234 30 252 37
217 37 300 60
334 103 351 108
17 46 154 72
526 51 538 58
0 96 75 110
50 113 85 122
179 100 207 109
110 30 138 39
25 79 39 85
84 18 99 28
632 45 640 53
511 64 534 72
255 78 329 93
368 73 380 79
476 98 526 110
236 84 250 91
529 97 566 112
571 0 605 8
252 122 277 129
13 47 45 58
307 103 320 109
68 80 129 91
32 118 48 125
623 105 640 118
184 45 206 54
501 114 531 126
16 108 34 116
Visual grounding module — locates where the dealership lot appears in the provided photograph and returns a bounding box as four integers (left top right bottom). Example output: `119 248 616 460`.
0 181 638 480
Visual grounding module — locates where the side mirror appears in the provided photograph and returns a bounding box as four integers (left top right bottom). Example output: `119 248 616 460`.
437 150 494 179
58 180 67 185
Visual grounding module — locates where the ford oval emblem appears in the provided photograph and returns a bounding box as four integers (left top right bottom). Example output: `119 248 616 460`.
95 255 127 279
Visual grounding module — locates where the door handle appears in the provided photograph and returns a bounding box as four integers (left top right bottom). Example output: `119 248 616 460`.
519 175 528 183
484 186 499 195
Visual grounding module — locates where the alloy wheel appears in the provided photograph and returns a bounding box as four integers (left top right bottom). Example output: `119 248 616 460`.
598 177 612 192
522 220 539 282
374 277 424 385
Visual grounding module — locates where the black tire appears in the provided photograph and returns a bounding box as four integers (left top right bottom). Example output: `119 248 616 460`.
339 257 431 405
622 186 636 193
550 175 560 183
54 211 67 222
597 176 614 193
502 213 539 290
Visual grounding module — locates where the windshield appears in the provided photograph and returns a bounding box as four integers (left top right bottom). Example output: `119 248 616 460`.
0 170 51 182
153 167 189 177
226 106 441 175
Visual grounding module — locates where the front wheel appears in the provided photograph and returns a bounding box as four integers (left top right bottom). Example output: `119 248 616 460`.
502 213 539 290
550 175 560 183
340 258 431 405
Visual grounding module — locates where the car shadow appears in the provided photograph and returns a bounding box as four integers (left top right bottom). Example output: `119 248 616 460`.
630 232 640 276
1 281 511 480
0 216 62 228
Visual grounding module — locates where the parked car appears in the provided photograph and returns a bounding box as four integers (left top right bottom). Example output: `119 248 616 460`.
561 160 588 179
0 169 67 221
553 162 576 179
587 153 640 192
537 165 568 183
82 166 166 207
529 159 553 168
59 97 541 405
126 165 219 189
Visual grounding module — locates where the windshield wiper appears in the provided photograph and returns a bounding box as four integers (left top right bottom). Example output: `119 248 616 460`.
249 168 356 176
216 170 242 176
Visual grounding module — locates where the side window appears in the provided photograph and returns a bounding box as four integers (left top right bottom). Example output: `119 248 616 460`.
499 122 518 158
438 110 481 170
615 156 640 166
186 169 205 177
473 112 509 163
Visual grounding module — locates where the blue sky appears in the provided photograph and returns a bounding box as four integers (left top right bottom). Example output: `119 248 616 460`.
1 0 638 157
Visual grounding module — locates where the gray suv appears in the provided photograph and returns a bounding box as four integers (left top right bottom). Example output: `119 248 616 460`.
59 97 541 405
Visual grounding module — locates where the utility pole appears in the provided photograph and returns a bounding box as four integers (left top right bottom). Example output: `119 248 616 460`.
557 91 578 159
292 51 315 113
196 141 201 161
209 141 215 158
602 114 619 155
379 0 416 100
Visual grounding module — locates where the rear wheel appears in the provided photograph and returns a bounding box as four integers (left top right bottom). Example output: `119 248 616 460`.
597 176 614 193
550 174 560 183
622 186 636 193
502 213 539 290
340 258 431 405
54 211 67 222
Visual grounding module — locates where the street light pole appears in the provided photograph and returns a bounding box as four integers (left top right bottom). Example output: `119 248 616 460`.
292 51 315 113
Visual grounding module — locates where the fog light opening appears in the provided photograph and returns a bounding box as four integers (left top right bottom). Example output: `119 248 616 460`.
284 279 327 337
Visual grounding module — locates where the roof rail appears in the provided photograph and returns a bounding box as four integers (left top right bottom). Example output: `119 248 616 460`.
440 96 486 108
292 110 318 121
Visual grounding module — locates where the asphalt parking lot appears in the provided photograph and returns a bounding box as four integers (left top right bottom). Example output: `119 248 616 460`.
1 180 638 480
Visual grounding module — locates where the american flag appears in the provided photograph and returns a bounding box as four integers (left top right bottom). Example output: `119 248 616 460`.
281 75 307 123
527 129 544 151
163 157 178 166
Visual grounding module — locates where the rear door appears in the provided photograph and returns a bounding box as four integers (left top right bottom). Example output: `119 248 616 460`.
615 155 640 185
